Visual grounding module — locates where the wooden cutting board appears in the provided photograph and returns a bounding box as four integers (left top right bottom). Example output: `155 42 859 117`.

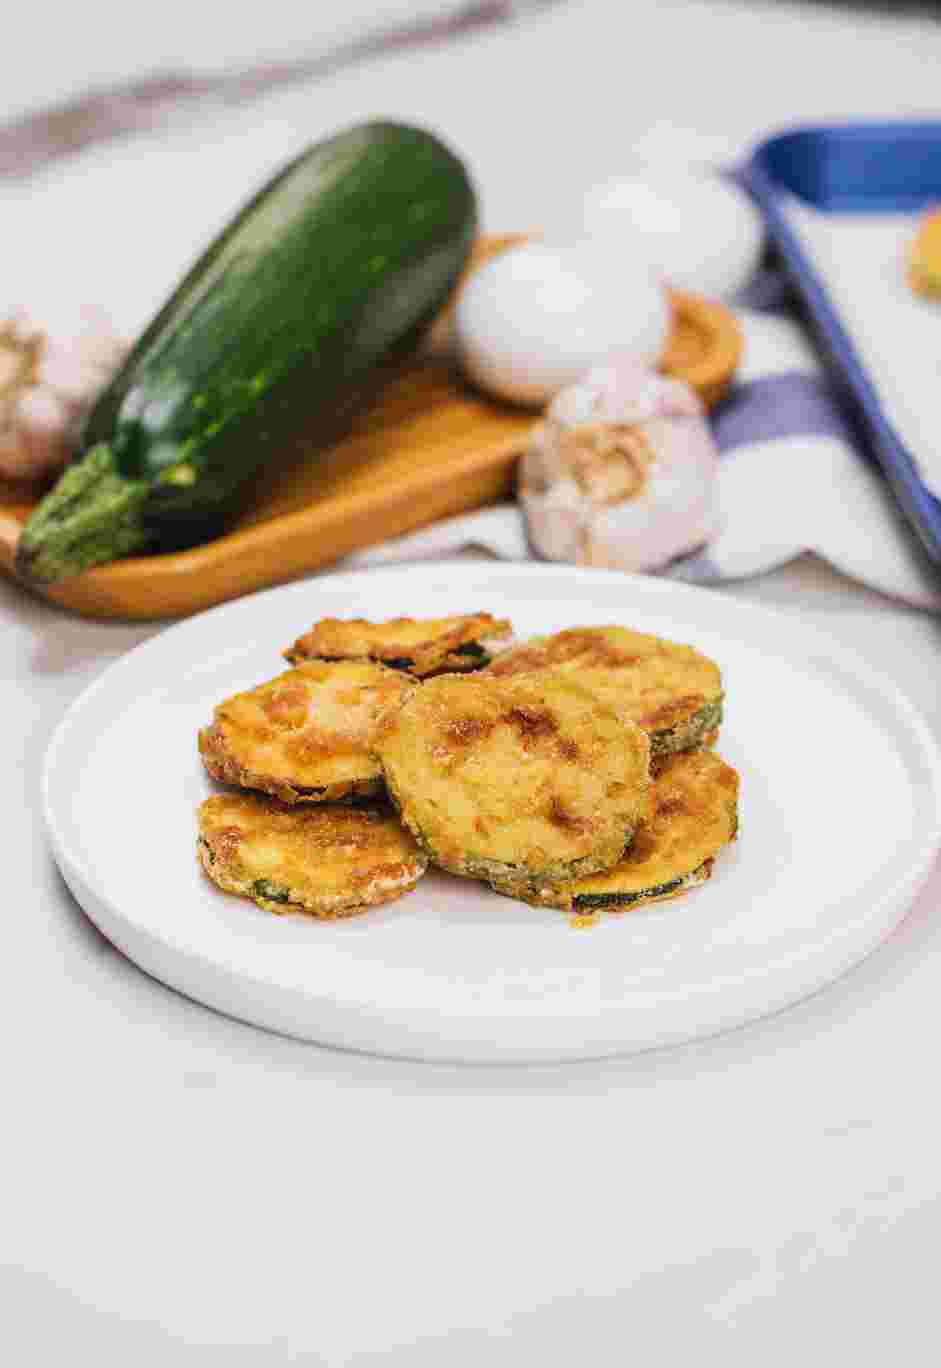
0 235 742 620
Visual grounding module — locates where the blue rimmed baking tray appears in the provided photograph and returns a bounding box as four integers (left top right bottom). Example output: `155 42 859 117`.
742 121 941 571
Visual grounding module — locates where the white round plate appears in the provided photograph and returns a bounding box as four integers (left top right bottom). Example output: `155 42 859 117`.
44 564 941 1063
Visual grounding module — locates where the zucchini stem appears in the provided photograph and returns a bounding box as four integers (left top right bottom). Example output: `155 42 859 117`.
15 443 151 584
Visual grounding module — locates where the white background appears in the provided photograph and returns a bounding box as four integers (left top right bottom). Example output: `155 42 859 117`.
5 2 941 1363
2 3 518 120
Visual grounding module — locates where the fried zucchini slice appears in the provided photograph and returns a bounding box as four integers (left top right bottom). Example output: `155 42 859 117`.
483 626 723 755
283 613 512 677
376 670 651 885
199 660 416 803
493 749 739 912
197 794 426 917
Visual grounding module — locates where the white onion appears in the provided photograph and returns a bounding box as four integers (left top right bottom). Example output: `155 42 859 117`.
571 167 764 302
455 240 670 408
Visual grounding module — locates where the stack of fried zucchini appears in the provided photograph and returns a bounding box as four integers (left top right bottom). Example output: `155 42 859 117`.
196 614 739 920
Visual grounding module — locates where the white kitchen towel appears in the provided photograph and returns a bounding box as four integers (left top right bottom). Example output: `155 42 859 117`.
342 272 941 612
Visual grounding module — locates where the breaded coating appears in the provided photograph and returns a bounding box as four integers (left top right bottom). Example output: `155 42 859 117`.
199 660 417 803
493 749 739 912
376 669 651 886
198 794 427 917
283 612 512 677
483 626 723 755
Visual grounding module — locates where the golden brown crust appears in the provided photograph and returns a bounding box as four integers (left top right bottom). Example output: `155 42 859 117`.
198 660 417 803
283 613 512 677
376 669 651 884
483 626 723 753
494 749 739 912
197 794 426 916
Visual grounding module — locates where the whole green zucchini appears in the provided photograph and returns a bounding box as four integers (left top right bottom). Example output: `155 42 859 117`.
16 121 477 583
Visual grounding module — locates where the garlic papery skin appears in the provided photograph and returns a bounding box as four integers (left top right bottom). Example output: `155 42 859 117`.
519 353 719 573
0 310 126 482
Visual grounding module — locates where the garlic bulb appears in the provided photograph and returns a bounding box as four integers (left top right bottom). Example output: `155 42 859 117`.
519 353 719 572
0 309 126 481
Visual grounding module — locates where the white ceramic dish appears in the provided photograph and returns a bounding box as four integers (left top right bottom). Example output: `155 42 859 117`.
43 564 941 1063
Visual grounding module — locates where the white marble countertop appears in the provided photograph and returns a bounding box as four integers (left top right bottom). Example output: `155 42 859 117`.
5 2 941 1362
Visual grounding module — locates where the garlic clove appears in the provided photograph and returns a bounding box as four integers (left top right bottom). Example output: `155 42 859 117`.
0 311 126 482
519 353 719 573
